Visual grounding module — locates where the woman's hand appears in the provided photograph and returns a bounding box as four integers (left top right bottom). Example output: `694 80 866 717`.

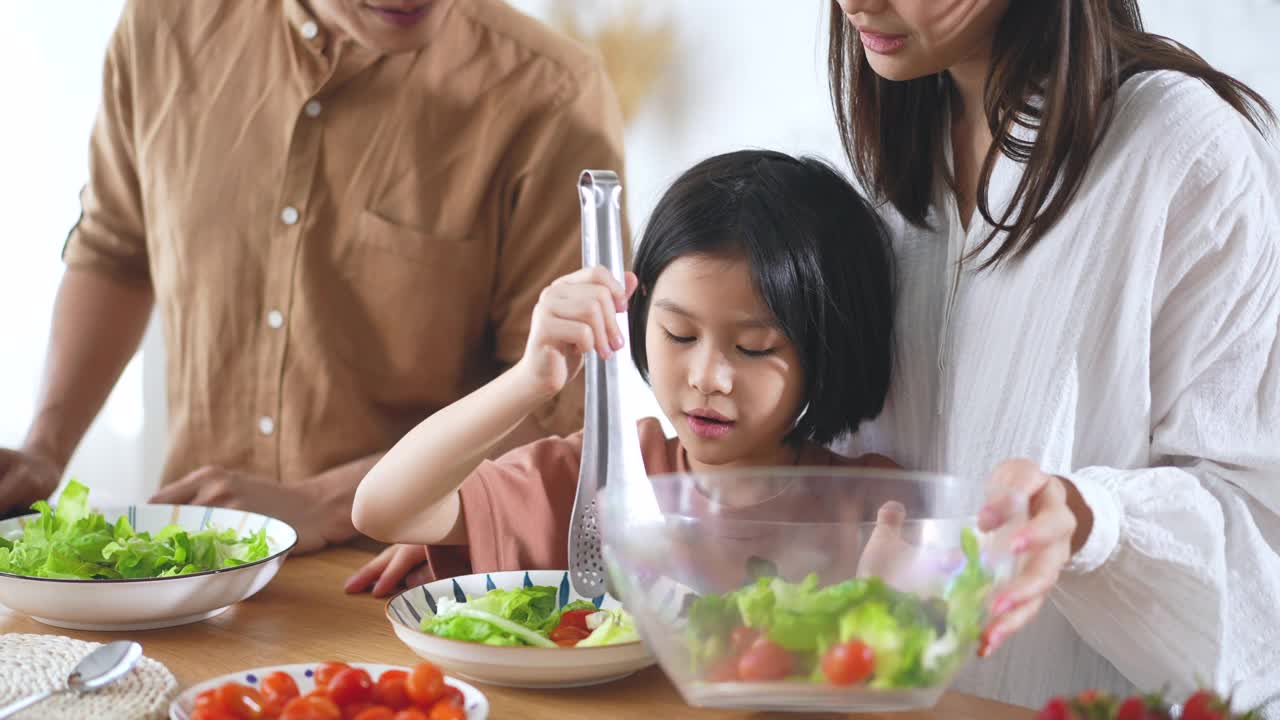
976 459 1093 656
515 267 638 398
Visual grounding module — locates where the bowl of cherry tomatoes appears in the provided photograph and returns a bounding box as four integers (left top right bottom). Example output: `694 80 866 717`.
169 660 487 720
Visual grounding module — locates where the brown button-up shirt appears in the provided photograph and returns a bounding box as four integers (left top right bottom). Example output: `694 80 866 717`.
63 0 626 485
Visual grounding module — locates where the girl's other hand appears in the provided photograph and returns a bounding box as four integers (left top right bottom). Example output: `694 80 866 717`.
516 267 638 398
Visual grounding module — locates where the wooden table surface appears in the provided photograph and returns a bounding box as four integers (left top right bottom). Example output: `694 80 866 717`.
0 546 1036 719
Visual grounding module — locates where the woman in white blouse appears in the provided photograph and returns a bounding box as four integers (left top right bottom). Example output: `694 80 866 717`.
829 0 1280 713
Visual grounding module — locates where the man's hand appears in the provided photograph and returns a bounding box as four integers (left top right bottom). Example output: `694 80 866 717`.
0 448 63 518
150 466 341 554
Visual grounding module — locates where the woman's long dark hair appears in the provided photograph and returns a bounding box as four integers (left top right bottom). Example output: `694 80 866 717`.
828 0 1275 268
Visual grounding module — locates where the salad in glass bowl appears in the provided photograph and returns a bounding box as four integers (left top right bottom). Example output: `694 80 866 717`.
601 467 1023 713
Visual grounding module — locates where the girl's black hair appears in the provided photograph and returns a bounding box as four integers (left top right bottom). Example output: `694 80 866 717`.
628 149 894 446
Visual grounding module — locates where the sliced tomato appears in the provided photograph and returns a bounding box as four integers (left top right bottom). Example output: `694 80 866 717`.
391 710 430 720
548 625 591 647
352 708 397 720
556 609 595 632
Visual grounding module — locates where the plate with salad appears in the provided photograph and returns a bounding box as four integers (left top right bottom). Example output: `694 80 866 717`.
386 570 654 688
0 480 297 631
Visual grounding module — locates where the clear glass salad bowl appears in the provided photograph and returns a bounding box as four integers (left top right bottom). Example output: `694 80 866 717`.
600 467 1023 713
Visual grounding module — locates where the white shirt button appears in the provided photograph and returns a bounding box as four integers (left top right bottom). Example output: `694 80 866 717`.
266 310 285 329
304 100 322 118
300 21 319 40
258 416 276 436
281 206 299 225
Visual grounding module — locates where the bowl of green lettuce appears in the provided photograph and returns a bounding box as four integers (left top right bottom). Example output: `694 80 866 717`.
600 467 1023 713
386 569 653 688
0 480 297 630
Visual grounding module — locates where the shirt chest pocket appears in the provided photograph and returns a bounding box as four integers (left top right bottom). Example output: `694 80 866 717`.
309 210 495 398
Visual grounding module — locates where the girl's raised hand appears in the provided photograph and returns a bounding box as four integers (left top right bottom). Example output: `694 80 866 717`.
516 267 639 398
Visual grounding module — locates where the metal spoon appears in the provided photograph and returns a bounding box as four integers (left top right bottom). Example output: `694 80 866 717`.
0 640 143 719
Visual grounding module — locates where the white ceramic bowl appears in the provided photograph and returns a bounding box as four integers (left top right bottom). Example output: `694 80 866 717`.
0 504 296 631
169 662 488 720
386 569 654 688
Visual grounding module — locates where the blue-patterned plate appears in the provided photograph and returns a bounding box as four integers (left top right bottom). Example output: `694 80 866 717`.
168 663 488 719
385 570 654 688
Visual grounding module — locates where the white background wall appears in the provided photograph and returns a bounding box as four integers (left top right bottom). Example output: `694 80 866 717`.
2 1 1278 501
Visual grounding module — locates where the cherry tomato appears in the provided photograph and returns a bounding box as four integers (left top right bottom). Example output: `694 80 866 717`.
342 703 374 720
262 696 289 720
314 662 351 690
704 655 740 683
327 668 375 708
821 640 875 686
373 670 412 710
427 703 466 720
192 707 239 720
195 689 223 710
548 625 591 647
736 637 793 682
728 626 761 656
217 684 266 720
261 672 301 704
352 708 397 720
434 686 464 709
406 663 445 708
279 695 343 720
556 609 594 632
392 710 430 720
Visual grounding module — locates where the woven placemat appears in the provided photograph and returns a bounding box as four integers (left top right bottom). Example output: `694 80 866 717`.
0 634 178 720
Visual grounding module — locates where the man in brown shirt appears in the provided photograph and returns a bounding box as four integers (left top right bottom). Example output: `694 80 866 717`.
0 0 625 589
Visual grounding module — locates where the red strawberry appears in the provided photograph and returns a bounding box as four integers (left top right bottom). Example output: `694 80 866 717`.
1077 689 1101 704
1117 695 1177 720
1037 697 1074 720
1116 696 1147 720
1181 689 1227 720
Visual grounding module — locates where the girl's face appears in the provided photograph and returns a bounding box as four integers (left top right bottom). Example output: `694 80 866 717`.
644 254 806 470
832 0 1009 81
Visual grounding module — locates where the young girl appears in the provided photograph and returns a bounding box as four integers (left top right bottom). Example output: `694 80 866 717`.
351 149 896 581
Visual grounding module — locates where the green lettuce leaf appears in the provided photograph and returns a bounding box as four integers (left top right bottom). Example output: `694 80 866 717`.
0 480 273 580
578 608 639 647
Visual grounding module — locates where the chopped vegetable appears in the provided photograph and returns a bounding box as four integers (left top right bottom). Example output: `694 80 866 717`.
0 480 272 580
419 584 637 648
685 527 994 689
